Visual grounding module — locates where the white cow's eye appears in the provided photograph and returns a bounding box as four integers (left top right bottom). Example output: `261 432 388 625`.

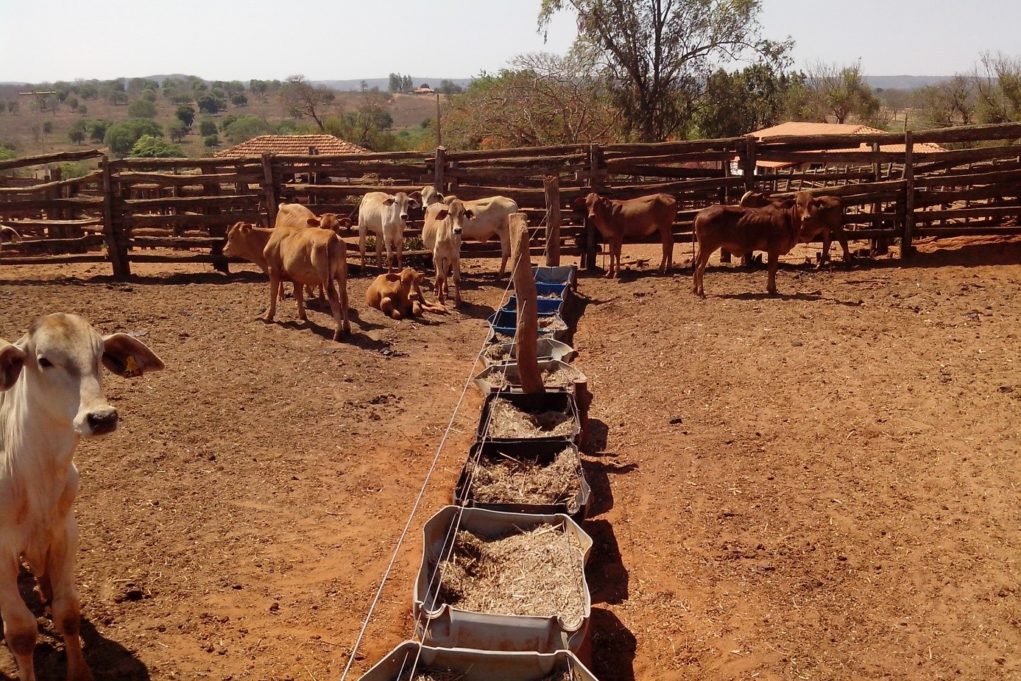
38 357 53 368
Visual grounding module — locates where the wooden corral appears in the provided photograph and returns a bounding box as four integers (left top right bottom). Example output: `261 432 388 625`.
3 122 1021 278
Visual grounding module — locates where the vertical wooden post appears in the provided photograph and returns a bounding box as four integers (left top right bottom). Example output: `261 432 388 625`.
543 175 561 266
47 167 63 238
584 143 602 272
902 131 916 258
741 137 757 192
871 142 888 253
433 146 446 195
509 213 544 394
101 156 130 280
261 152 278 227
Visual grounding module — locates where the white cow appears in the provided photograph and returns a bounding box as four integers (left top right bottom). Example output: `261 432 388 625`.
422 200 472 306
428 192 518 276
357 191 422 272
0 313 164 681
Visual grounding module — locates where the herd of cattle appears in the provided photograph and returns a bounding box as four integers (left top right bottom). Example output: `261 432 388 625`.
0 183 850 680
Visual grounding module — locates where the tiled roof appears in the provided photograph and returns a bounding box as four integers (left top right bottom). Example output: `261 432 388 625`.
214 134 368 158
749 121 945 168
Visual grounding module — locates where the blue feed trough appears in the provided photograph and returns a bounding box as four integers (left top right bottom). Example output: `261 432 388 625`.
487 309 568 342
536 281 570 298
501 296 564 316
533 265 577 287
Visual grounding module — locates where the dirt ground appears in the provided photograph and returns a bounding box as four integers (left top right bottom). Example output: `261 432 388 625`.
0 237 1019 680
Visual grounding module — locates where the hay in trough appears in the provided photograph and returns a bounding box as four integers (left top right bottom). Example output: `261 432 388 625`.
437 525 587 627
468 445 582 508
400 669 573 681
483 343 513 363
539 316 568 332
487 399 575 439
485 364 583 390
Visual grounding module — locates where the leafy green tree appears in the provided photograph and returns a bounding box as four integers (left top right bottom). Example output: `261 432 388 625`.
167 120 189 143
127 99 158 118
104 119 163 155
0 144 17 161
197 93 225 114
199 119 218 136
87 119 109 143
220 114 238 131
437 80 463 95
222 115 272 144
130 134 184 158
69 120 87 144
170 93 193 105
203 134 220 149
176 104 196 128
141 89 158 103
806 61 883 124
539 0 789 141
974 52 1021 124
323 89 397 150
915 75 974 128
694 64 806 137
230 93 248 107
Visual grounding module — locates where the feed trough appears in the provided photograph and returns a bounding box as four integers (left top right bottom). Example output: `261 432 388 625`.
478 391 580 443
501 296 565 317
487 310 569 343
453 440 591 518
357 642 599 681
536 281 570 299
481 338 577 368
533 265 577 289
473 360 588 395
414 506 593 653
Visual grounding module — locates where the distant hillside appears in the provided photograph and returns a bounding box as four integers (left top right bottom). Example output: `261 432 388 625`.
864 75 952 90
312 78 473 92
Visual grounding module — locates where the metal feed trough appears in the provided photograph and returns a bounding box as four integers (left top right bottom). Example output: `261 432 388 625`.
477 391 581 444
473 360 588 396
358 642 599 681
481 338 577 369
413 506 593 653
453 440 592 519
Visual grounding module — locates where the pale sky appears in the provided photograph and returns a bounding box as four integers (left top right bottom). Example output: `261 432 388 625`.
0 0 1019 83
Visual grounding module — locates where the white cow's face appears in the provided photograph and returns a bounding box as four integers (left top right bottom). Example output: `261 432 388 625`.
0 314 165 437
386 192 422 223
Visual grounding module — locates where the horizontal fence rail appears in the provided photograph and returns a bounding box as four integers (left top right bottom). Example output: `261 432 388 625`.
2 122 1021 278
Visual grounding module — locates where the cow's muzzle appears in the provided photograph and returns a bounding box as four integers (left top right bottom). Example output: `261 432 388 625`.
86 408 119 436
453 226 463 235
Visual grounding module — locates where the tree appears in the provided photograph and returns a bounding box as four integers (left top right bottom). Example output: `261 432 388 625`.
130 134 184 158
167 120 189 143
199 119 218 136
280 75 335 131
69 120 87 145
694 64 806 137
127 99 157 118
86 119 109 143
437 79 464 95
974 52 1021 124
445 51 618 148
915 75 974 128
105 119 163 156
230 93 248 107
805 62 882 125
539 0 788 141
175 104 195 128
223 115 273 144
203 134 220 149
197 92 226 114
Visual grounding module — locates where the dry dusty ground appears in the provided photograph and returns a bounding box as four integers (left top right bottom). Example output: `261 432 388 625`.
0 237 1019 681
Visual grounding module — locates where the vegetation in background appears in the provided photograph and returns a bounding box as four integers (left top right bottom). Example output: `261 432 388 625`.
280 75 335 131
129 134 184 158
104 119 163 156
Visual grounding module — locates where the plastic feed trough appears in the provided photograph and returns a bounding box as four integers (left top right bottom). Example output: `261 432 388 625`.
357 642 599 681
473 360 588 396
536 281 570 298
502 296 565 317
477 391 581 444
481 338 578 369
413 506 593 654
487 309 569 343
453 440 592 518
533 265 578 288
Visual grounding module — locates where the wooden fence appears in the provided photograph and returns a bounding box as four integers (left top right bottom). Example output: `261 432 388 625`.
3 122 1021 279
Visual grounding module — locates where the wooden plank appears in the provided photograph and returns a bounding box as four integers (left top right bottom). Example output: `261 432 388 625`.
0 197 103 211
911 122 1021 145
111 157 263 170
0 253 109 265
756 150 907 164
915 185 1021 206
602 137 746 155
914 225 1021 237
606 176 744 194
911 143 1021 169
755 132 903 149
0 170 104 194
903 132 916 257
116 171 262 186
280 183 421 196
913 205 1021 221
915 167 1021 188
454 154 587 168
603 164 725 179
130 236 224 248
122 194 261 209
0 217 103 228
0 149 104 172
124 211 263 228
273 151 429 162
445 144 587 161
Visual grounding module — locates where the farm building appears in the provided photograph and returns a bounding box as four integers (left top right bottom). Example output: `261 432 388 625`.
734 121 947 174
214 133 368 158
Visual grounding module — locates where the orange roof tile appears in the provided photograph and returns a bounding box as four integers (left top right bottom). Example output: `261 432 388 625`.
214 134 368 158
748 121 945 168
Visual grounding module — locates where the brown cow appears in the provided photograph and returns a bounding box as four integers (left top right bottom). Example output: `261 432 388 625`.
692 193 812 297
224 221 351 340
740 191 852 265
366 268 449 319
583 192 678 278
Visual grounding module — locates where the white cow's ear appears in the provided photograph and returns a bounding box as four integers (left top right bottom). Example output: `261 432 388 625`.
102 334 166 378
0 343 26 391
383 197 396 206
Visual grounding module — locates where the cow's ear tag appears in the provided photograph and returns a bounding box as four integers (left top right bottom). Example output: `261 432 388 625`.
122 356 143 378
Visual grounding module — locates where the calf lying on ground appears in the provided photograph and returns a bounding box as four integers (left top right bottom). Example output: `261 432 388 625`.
583 192 678 278
366 268 449 319
693 193 811 296
1 313 164 681
224 221 351 340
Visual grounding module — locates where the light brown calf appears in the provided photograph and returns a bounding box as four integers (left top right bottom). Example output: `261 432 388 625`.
366 268 449 319
583 192 678 278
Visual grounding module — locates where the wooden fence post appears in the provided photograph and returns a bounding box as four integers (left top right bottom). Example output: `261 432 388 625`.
902 131 916 258
584 143 602 272
100 156 130 280
261 152 277 226
433 146 446 194
509 212 544 394
543 175 561 266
